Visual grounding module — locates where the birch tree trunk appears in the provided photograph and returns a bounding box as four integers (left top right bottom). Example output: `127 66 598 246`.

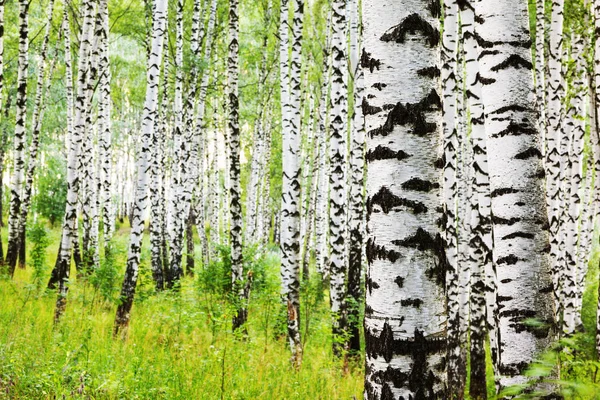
114 0 167 335
346 0 365 357
328 0 348 357
228 0 247 332
363 3 447 398
51 0 97 321
279 0 303 366
547 0 566 322
6 0 30 275
15 0 56 270
475 0 554 388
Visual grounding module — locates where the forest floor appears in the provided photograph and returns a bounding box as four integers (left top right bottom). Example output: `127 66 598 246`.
3 221 600 398
0 222 363 399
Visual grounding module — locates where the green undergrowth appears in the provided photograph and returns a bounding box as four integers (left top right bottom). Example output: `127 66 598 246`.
0 221 363 399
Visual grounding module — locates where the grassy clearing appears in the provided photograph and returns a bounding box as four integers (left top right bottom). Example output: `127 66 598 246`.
0 223 363 399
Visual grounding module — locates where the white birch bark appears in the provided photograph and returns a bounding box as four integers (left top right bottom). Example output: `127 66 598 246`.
363 3 447 398
114 0 167 334
279 0 303 366
228 0 246 332
6 0 30 274
475 0 554 387
328 0 348 356
51 0 97 321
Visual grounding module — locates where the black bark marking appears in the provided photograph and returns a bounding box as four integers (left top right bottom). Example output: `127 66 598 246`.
492 215 521 226
401 177 439 192
400 298 423 308
434 155 445 169
394 276 404 288
372 82 387 90
497 254 520 265
367 186 428 214
501 231 534 240
493 121 536 137
366 324 446 397
427 0 441 17
380 13 440 47
417 66 440 78
515 147 543 160
392 228 447 287
488 104 528 115
474 32 531 49
475 72 496 85
361 48 381 72
491 187 519 197
363 97 383 116
366 145 412 162
366 238 402 264
368 90 442 138
491 54 533 71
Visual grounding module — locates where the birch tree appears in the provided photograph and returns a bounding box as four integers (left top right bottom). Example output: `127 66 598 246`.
278 0 304 364
6 0 30 275
475 0 554 388
363 2 447 397
114 0 167 335
328 0 348 356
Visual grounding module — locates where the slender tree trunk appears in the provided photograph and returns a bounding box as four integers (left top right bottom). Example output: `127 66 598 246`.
328 0 348 357
99 0 113 247
228 0 246 332
279 0 304 366
6 0 30 275
315 13 331 279
114 0 167 335
363 3 447 398
346 0 364 357
16 0 56 270
475 0 555 388
459 2 495 395
547 0 566 324
150 32 169 292
51 0 97 322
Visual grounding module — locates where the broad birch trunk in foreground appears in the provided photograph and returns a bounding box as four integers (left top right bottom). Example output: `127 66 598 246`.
363 2 447 398
475 0 554 388
114 0 167 335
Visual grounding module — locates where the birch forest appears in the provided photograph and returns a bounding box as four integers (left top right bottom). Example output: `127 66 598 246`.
4 0 600 398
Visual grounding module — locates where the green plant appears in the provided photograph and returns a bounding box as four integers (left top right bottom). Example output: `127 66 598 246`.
89 243 119 304
32 154 67 227
27 221 49 289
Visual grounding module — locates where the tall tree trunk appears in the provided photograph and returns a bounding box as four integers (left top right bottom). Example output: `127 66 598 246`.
50 0 97 322
279 0 303 366
6 0 30 275
475 0 555 388
228 0 246 332
150 31 170 292
114 0 167 335
314 12 331 279
328 0 348 357
547 0 566 324
99 0 113 247
441 0 463 396
363 3 447 398
459 1 495 395
346 0 364 357
17 0 57 270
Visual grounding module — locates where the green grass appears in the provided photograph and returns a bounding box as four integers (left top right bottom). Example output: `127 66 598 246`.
0 222 363 399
